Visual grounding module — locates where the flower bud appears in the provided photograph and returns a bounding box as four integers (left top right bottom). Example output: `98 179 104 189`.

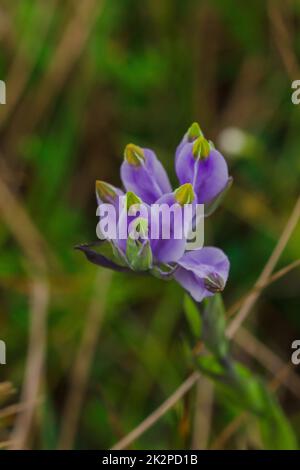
96 180 120 204
174 183 195 206
124 143 145 166
192 136 211 160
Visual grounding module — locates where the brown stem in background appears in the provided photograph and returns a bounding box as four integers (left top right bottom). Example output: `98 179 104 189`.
226 196 300 338
9 277 49 450
0 0 59 128
0 441 12 450
210 413 247 450
227 259 300 319
234 327 300 398
0 382 15 398
5 0 103 147
111 371 200 451
268 0 300 79
0 401 41 420
191 376 214 450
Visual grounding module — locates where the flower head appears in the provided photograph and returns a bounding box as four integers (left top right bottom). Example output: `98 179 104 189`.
77 123 231 302
121 144 172 204
175 124 230 204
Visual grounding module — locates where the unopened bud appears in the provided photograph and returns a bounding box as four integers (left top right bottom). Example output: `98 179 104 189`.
192 136 211 160
124 143 145 166
96 180 119 203
175 183 195 206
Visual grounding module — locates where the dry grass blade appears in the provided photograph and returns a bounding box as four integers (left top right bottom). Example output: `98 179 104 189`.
227 196 300 338
210 413 247 450
7 0 103 140
191 376 214 449
234 327 300 398
0 382 15 398
0 400 41 420
0 0 60 128
0 440 12 450
268 0 299 79
9 277 49 449
111 371 200 450
227 259 300 319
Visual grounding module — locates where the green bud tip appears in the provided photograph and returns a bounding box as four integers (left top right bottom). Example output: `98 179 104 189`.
192 136 211 160
135 217 149 239
126 191 142 210
124 143 145 166
96 180 117 202
187 122 203 142
175 183 195 206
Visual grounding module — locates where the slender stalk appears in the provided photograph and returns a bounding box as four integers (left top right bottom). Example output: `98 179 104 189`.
227 259 300 318
9 277 49 450
191 376 214 449
226 196 300 338
111 372 200 451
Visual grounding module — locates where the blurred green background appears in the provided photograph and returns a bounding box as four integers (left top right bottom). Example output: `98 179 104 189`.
0 0 300 450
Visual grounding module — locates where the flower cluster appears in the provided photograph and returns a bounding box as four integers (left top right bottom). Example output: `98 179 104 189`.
77 123 231 302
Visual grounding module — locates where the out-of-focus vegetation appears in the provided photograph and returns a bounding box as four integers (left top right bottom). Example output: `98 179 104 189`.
0 0 300 450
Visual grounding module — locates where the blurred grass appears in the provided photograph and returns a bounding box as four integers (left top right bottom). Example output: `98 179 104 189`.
0 0 300 449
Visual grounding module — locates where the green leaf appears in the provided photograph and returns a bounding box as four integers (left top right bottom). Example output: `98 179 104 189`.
196 354 227 378
202 294 229 358
80 240 128 267
230 363 273 414
222 361 298 450
259 393 298 450
234 364 298 449
183 294 202 338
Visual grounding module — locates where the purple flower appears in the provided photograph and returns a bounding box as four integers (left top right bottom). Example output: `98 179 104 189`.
77 123 231 302
121 144 172 204
150 184 196 264
174 248 230 302
95 180 124 217
175 123 229 204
